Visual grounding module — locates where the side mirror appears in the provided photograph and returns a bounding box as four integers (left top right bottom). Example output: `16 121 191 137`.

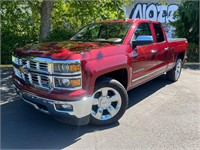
132 35 153 47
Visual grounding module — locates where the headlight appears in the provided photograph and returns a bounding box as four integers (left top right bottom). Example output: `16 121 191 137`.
54 77 81 89
54 64 69 72
53 63 81 74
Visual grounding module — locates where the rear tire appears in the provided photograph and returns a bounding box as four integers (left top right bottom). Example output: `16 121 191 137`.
90 77 128 125
166 58 182 82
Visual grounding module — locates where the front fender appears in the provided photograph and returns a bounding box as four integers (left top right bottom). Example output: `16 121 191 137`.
83 54 132 95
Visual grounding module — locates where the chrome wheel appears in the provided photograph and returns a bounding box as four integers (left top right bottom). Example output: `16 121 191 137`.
175 60 182 80
91 87 122 121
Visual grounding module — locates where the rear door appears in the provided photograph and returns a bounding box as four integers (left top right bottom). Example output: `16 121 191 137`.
151 23 171 74
131 22 158 87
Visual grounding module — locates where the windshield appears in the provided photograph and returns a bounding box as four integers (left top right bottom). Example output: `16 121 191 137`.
70 22 132 43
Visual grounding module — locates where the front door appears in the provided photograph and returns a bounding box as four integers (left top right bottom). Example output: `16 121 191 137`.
131 22 158 87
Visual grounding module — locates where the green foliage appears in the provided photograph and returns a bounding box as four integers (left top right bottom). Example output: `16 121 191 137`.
1 1 40 64
172 0 199 62
1 1 40 37
186 43 199 62
44 29 74 42
52 0 125 31
1 0 126 64
1 29 38 64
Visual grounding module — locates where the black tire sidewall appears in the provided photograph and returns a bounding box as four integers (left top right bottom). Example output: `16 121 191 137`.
175 59 182 81
167 58 182 82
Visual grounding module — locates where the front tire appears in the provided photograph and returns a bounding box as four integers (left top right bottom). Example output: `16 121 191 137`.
166 58 182 82
90 77 128 125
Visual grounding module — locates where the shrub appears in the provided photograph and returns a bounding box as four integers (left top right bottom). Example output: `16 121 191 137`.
172 1 199 62
1 29 74 64
186 43 199 62
1 30 38 64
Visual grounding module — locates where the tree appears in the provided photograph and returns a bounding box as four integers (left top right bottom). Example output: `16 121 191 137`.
1 1 40 64
172 0 199 62
1 0 131 64
39 1 54 41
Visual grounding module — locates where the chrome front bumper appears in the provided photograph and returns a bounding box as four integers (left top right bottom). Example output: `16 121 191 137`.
15 87 93 125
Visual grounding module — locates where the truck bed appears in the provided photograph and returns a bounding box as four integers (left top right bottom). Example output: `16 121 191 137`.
168 38 188 58
167 38 187 42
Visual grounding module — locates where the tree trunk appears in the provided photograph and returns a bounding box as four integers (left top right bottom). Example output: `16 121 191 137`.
39 1 54 42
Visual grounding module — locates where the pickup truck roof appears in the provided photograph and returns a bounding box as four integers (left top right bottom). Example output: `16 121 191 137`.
103 19 161 24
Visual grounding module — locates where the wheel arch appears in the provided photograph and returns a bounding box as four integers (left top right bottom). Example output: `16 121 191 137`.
95 68 129 90
176 51 185 62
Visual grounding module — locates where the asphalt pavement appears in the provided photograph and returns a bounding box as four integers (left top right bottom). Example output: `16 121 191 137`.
1 66 200 150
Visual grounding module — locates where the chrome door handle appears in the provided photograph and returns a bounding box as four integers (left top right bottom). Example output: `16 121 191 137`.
164 47 169 51
151 49 157 53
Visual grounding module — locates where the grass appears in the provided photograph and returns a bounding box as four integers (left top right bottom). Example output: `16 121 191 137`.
0 64 13 68
184 62 200 65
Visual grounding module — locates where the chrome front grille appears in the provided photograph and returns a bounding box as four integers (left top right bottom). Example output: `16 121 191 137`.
21 59 48 72
12 56 82 90
14 67 50 89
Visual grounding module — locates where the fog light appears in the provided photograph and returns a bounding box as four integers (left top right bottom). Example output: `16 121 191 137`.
55 104 73 112
62 104 72 109
61 79 70 86
54 77 81 89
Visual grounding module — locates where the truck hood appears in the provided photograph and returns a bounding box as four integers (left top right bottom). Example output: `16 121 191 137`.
14 41 115 60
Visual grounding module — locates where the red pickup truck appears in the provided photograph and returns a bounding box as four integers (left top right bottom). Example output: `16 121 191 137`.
12 19 188 125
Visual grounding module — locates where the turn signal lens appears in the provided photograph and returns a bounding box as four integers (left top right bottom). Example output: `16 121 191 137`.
69 64 81 72
70 79 81 87
12 55 20 65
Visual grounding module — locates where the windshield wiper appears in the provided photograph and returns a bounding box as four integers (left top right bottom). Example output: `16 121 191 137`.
70 39 93 42
97 40 116 45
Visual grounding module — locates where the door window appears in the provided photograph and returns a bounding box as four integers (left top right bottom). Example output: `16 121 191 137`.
133 23 152 40
153 24 165 42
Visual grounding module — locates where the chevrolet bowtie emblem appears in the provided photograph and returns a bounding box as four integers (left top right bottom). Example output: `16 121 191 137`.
19 65 28 74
